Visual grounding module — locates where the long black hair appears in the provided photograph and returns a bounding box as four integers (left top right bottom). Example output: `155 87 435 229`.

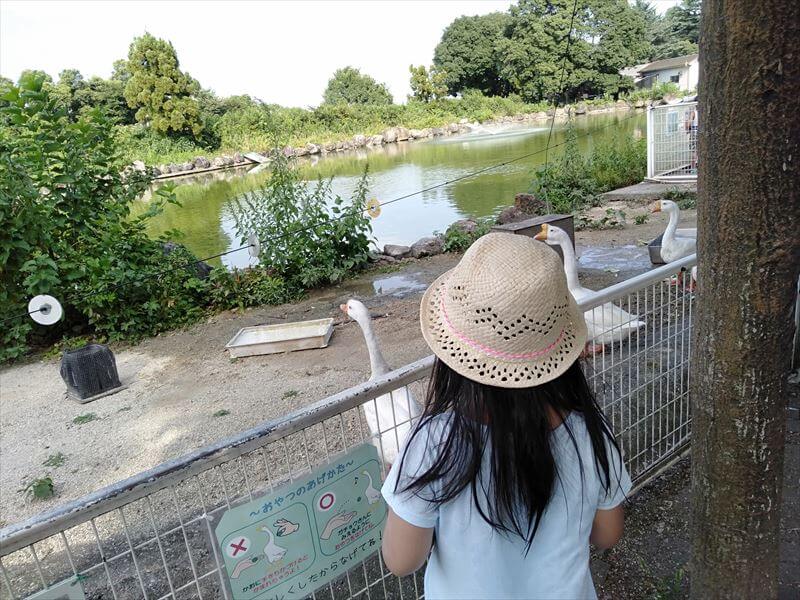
395 357 622 552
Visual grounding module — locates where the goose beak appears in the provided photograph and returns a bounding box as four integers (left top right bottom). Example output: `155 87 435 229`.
534 224 549 241
650 201 662 213
339 303 348 315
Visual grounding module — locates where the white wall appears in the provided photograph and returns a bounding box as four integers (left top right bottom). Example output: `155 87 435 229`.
648 61 698 91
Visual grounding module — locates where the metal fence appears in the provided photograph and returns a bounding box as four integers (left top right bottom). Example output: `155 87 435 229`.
647 101 699 182
0 255 696 600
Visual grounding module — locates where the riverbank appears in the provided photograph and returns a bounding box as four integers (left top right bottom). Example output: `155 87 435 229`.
0 209 694 526
133 99 646 179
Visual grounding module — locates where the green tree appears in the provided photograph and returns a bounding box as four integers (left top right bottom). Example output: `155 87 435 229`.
408 65 448 102
322 67 393 105
651 0 701 59
497 0 649 102
123 33 203 137
433 12 512 96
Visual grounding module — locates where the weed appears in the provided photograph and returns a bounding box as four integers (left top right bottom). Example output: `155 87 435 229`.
212 409 231 417
576 208 626 231
664 188 697 210
42 453 66 468
72 413 98 425
21 477 55 500
634 214 649 225
369 263 403 276
118 406 132 412
282 390 299 400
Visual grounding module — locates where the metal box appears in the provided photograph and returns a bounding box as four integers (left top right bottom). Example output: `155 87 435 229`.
226 318 335 358
491 214 575 261
648 229 696 265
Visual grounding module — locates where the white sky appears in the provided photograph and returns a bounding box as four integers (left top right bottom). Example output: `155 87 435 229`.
0 0 681 107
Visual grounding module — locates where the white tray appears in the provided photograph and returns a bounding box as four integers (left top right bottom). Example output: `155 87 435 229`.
225 318 334 358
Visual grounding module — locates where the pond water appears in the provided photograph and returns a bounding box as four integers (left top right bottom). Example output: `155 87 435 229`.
136 111 646 269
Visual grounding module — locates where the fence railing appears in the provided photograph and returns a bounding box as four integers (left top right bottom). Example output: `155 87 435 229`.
0 255 696 600
647 101 699 182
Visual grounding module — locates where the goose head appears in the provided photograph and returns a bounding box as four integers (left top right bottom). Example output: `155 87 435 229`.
534 223 571 246
650 199 678 214
340 299 371 328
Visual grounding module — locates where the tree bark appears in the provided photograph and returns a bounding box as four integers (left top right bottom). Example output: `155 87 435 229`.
691 1 800 598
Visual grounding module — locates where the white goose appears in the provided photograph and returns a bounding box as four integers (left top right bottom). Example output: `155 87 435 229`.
340 300 421 467
650 199 696 263
534 224 646 352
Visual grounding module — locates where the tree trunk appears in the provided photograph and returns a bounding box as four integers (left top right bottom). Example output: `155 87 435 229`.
691 1 800 598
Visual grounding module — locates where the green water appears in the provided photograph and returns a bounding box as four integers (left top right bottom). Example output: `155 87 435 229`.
135 111 646 269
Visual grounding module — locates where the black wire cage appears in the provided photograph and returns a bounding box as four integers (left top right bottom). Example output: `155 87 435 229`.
60 344 123 402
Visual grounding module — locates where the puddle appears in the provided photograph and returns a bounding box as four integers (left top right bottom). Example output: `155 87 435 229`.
577 245 652 274
370 274 428 298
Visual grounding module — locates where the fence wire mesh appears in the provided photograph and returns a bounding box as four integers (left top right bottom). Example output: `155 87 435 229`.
647 102 698 181
1 257 695 600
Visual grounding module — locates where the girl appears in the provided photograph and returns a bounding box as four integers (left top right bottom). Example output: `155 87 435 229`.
381 233 631 599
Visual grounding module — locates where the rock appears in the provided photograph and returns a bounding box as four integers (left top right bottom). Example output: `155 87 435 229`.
223 155 235 166
395 127 411 141
193 156 211 169
151 166 161 177
458 118 469 125
496 206 527 225
211 156 226 168
431 127 445 137
162 242 212 280
383 244 411 259
448 123 460 133
515 193 547 216
410 236 444 259
448 219 479 235
335 140 345 151
322 142 335 153
233 152 244 164
367 135 384 146
306 143 320 154
282 146 295 157
159 164 171 174
382 127 398 143
294 146 309 157
575 103 587 115
180 162 195 172
352 134 366 147
342 140 353 150
376 255 397 265
634 99 646 109
132 160 146 172
410 128 430 139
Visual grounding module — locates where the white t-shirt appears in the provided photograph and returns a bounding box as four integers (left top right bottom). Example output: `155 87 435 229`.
381 412 631 600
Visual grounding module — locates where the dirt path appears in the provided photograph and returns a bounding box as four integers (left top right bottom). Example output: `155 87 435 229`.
0 209 696 527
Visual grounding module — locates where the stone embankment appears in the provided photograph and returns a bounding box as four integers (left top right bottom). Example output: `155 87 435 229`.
136 100 643 179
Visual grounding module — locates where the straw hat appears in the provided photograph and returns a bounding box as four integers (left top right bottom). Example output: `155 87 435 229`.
420 232 587 388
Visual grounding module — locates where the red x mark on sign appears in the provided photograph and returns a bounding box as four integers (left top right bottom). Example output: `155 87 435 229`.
227 537 249 558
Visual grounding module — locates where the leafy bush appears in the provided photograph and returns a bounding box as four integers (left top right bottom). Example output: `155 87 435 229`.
115 124 205 165
229 151 374 289
0 75 211 360
207 267 295 311
530 124 646 213
442 218 493 253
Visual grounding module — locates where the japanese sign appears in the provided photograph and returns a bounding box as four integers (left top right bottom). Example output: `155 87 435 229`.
26 576 85 599
214 444 387 599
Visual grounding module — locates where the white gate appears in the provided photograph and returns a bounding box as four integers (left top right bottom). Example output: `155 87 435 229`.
647 101 699 182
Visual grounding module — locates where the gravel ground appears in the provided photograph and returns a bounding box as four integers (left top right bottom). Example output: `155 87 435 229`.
0 210 695 530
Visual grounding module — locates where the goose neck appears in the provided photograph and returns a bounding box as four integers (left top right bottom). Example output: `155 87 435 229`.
356 316 390 376
558 239 581 293
663 206 679 242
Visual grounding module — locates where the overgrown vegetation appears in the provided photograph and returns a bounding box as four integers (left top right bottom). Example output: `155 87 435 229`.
72 413 98 425
0 78 376 362
531 123 646 213
229 150 374 289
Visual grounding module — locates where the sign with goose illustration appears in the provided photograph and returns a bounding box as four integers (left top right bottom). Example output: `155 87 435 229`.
213 444 387 600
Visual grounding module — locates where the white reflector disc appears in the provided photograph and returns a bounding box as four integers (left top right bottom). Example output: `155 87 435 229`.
248 233 261 258
28 294 63 326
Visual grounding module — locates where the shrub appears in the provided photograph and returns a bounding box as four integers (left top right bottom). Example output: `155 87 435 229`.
0 75 210 360
229 150 374 289
442 218 493 253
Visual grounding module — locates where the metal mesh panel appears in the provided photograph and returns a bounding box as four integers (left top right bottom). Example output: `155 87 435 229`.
647 102 699 181
1 257 696 600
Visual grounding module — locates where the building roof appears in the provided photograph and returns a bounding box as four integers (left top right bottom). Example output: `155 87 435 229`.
638 54 699 73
